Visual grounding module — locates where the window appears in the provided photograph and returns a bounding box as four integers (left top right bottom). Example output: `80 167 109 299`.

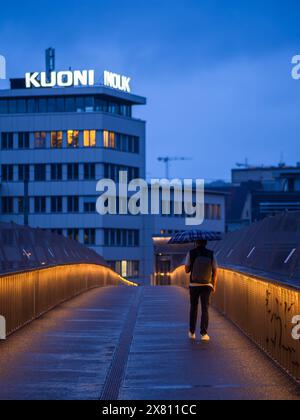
110 260 139 278
1 132 13 149
16 99 26 113
212 204 221 220
39 99 47 113
104 164 139 182
84 201 96 213
83 130 96 147
103 130 116 149
51 196 63 213
67 196 79 213
104 229 139 247
48 98 56 113
84 163 96 180
205 204 222 220
67 228 79 242
51 164 63 181
51 131 63 148
67 163 79 180
103 131 140 153
2 197 14 214
2 165 14 182
84 228 96 245
0 96 133 116
75 97 85 113
67 130 79 148
18 197 24 214
65 97 75 112
0 100 8 114
18 164 30 181
34 197 46 213
34 132 46 148
85 96 94 112
27 99 36 113
18 132 30 149
34 164 46 181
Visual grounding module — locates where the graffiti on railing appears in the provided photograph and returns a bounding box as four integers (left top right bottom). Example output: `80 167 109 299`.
265 289 299 366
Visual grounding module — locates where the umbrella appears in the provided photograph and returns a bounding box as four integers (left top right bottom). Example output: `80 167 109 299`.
168 230 222 244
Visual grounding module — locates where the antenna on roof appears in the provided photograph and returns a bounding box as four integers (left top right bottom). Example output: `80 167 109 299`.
45 47 55 82
279 152 285 168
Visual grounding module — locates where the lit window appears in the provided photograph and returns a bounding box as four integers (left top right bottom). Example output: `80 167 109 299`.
67 130 79 148
103 130 115 149
121 260 127 278
34 132 46 148
84 130 96 147
51 131 63 148
103 130 109 148
110 132 115 148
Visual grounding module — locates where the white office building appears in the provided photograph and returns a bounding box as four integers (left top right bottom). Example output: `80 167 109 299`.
0 70 225 283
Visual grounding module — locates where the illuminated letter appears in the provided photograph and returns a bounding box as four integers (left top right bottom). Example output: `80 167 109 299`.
73 70 91 87
40 71 56 87
56 71 73 87
25 72 40 88
122 76 131 93
88 70 95 86
73 70 87 86
291 55 300 80
104 71 131 92
104 70 113 88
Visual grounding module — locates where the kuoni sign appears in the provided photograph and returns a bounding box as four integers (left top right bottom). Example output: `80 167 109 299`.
25 69 131 93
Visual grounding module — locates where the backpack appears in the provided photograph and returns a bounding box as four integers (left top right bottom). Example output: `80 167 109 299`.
190 247 214 285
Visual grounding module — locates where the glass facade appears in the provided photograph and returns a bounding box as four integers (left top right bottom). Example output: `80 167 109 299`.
0 95 132 117
0 130 140 153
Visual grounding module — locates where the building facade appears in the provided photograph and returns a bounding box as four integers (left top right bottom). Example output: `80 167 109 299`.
0 80 225 283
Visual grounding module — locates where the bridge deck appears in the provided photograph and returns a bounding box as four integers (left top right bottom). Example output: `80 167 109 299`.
0 286 299 400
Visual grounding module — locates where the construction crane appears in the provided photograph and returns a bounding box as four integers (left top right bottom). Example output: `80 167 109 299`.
157 157 192 179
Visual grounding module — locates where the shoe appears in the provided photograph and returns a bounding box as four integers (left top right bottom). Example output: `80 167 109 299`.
189 332 196 340
201 334 210 342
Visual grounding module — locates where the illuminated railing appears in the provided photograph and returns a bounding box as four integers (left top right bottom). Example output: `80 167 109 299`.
0 264 138 337
170 264 300 382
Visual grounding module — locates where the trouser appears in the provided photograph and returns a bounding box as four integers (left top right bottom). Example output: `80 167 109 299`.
189 286 212 336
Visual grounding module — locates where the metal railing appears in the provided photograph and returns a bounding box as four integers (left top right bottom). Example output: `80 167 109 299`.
170 212 300 381
0 264 137 337
0 223 138 337
170 265 300 381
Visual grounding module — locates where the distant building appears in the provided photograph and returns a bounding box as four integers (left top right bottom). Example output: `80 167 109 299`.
232 165 300 192
208 164 300 232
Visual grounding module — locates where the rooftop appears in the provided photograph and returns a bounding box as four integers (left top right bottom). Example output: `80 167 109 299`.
0 84 147 106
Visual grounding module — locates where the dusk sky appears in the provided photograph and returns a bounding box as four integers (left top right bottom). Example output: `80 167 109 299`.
1 0 300 181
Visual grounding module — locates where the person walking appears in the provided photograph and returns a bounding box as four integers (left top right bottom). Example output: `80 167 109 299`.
185 240 218 342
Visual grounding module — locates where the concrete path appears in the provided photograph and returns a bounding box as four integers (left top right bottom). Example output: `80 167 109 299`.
0 286 299 400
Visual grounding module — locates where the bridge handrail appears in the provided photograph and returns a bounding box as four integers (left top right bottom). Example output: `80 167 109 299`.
0 263 138 338
170 263 300 382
